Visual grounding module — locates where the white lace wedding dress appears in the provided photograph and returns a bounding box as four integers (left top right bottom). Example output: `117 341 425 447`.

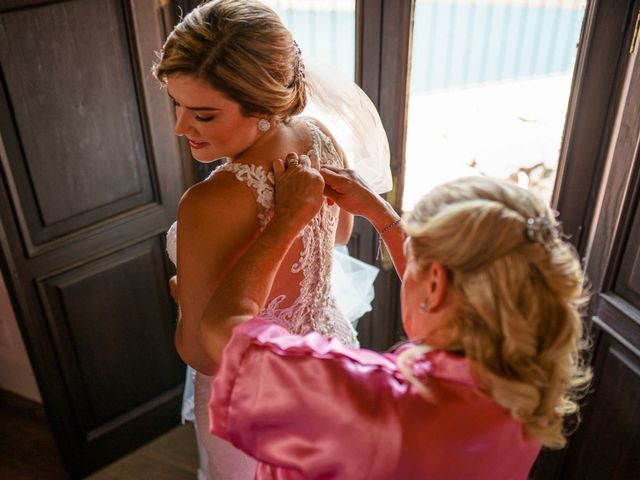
166 118 366 480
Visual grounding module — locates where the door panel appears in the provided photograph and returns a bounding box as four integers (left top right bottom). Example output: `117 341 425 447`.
564 327 640 479
615 195 640 306
1 0 153 246
0 0 185 477
38 238 180 426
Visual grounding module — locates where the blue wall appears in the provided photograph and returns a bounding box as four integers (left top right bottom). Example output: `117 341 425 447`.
411 2 585 92
272 1 585 92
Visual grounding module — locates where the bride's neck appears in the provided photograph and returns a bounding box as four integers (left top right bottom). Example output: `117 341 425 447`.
232 121 290 167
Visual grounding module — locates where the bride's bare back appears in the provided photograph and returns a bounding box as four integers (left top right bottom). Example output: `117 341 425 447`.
167 117 357 373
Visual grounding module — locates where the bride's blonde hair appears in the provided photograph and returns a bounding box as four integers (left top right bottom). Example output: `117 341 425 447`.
402 176 591 449
152 0 306 122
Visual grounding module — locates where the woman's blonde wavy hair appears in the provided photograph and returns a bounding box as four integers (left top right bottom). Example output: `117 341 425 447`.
152 0 306 122
402 176 591 449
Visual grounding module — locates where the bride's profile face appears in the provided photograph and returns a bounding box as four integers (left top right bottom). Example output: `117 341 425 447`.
166 74 263 162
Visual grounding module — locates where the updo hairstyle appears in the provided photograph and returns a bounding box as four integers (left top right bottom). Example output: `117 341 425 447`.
152 0 307 122
403 176 591 449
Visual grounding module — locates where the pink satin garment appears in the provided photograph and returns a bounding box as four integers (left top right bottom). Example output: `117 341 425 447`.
209 317 541 479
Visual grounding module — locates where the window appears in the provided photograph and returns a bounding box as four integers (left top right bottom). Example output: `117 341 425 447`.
261 0 356 79
403 0 587 211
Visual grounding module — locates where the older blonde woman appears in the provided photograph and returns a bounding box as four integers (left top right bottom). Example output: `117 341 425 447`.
194 156 591 479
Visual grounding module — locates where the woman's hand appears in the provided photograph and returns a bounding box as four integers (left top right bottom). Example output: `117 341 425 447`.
321 165 406 277
272 152 325 228
320 166 381 218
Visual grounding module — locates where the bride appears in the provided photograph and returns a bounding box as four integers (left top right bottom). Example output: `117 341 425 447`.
153 1 390 478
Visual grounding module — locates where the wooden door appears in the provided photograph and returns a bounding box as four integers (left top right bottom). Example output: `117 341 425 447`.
560 8 640 475
532 1 640 477
0 1 185 477
353 0 414 350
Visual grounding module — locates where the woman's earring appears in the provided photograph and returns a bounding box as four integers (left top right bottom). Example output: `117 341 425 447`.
257 118 271 132
419 303 428 312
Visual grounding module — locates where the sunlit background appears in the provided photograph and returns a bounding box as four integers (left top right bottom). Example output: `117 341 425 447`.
261 0 356 80
404 0 586 210
262 0 587 211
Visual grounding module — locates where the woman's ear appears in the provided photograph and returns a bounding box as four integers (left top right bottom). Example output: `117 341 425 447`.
425 261 449 312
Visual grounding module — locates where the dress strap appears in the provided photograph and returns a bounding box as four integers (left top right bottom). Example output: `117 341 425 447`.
212 162 275 229
302 118 322 161
302 118 344 168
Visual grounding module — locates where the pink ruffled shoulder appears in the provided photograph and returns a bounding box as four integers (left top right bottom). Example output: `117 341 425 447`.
209 317 540 480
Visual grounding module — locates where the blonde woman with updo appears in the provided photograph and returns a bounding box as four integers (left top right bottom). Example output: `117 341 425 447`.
192 158 592 479
153 1 390 478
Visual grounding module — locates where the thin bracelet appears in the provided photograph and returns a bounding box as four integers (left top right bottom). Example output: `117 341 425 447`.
376 218 401 261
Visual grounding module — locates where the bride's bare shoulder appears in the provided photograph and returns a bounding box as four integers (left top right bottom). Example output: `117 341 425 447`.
178 170 259 227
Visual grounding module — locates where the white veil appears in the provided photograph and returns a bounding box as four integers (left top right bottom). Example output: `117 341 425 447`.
301 59 392 194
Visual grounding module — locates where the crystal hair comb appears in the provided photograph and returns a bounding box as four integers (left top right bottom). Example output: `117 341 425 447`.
292 40 305 80
525 215 559 245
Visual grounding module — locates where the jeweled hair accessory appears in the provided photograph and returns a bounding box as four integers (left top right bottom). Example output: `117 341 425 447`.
526 215 559 245
292 40 305 80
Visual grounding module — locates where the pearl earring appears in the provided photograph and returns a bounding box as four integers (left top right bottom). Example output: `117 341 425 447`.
419 303 428 312
257 118 271 132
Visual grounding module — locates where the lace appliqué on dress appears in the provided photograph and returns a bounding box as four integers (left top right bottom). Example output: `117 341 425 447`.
304 118 343 168
260 119 358 347
165 119 358 348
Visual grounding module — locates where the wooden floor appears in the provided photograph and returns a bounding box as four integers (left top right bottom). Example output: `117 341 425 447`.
0 389 67 479
0 390 198 479
88 423 198 480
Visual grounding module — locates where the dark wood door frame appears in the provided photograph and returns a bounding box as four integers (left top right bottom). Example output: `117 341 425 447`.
559 3 640 472
353 0 414 350
552 0 638 256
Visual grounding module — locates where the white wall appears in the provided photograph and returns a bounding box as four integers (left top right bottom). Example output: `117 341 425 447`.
0 270 41 402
